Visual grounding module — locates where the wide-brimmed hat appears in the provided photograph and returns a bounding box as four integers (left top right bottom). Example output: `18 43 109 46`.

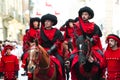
41 13 57 26
78 6 94 19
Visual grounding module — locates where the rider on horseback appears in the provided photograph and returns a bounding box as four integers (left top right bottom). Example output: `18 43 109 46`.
22 17 41 54
40 13 65 80
21 17 40 76
71 6 104 80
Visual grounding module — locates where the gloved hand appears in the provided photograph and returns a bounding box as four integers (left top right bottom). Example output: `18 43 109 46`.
47 44 57 54
90 35 99 45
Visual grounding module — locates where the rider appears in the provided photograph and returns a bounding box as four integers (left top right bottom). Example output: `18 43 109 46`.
40 13 65 79
21 17 40 76
60 19 76 80
60 19 75 52
71 6 104 80
23 17 41 53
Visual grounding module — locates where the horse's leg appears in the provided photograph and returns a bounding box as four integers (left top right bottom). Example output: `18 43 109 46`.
33 68 41 80
50 65 57 80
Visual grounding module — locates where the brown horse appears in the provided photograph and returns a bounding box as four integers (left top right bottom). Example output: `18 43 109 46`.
27 44 57 80
27 45 65 80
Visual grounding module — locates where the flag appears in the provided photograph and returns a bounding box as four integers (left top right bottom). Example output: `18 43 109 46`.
45 2 52 7
36 12 41 16
55 11 60 15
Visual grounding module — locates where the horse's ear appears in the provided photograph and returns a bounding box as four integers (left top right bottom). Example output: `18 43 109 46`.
35 39 39 46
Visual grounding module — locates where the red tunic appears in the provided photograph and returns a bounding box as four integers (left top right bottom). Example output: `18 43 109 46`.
0 58 3 73
71 18 103 80
40 27 64 56
1 54 19 80
23 34 29 52
73 18 103 51
104 48 120 80
21 52 29 69
23 28 40 52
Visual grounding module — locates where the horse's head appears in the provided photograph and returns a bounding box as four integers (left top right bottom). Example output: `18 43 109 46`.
76 35 91 63
27 44 50 73
27 47 39 73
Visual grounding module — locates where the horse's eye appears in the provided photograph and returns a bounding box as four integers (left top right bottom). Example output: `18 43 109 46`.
36 52 39 55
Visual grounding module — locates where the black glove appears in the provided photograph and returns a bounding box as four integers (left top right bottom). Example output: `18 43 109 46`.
68 38 73 52
61 24 66 28
47 45 57 54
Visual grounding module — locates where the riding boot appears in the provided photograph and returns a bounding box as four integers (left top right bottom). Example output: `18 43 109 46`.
54 53 65 77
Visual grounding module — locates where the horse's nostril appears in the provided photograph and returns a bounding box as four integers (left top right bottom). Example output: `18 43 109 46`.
29 66 35 72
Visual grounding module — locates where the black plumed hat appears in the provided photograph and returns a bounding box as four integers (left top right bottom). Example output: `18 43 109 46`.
41 13 57 26
78 6 94 19
30 17 41 23
66 19 74 27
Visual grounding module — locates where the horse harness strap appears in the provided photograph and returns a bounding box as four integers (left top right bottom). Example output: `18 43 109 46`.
40 28 61 48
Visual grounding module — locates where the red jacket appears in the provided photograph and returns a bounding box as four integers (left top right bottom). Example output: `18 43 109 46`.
60 26 76 48
71 18 104 80
23 28 40 52
0 58 3 72
1 54 19 80
103 48 120 80
72 18 103 54
21 52 29 69
40 27 64 57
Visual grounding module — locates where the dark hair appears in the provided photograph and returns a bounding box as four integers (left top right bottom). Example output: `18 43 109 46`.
0 40 2 44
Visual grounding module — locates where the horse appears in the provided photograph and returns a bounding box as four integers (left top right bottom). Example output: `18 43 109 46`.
27 43 65 80
71 35 104 80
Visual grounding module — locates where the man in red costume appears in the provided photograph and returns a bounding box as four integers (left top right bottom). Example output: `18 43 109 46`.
60 19 75 52
1 45 19 80
60 19 76 80
40 13 65 80
21 17 40 76
23 17 40 53
71 6 104 80
103 34 120 80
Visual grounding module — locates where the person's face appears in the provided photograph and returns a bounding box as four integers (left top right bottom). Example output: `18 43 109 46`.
108 38 118 48
81 12 90 21
6 49 11 55
44 20 53 29
33 21 39 29
69 22 74 28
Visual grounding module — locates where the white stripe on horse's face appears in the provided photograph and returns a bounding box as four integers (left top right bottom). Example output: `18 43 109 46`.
28 49 36 73
30 50 35 60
